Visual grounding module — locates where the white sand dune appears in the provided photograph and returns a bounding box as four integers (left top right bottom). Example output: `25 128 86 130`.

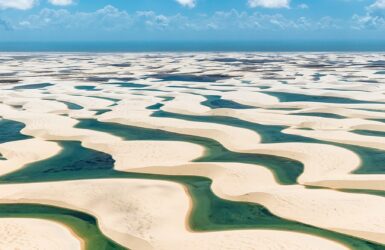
0 107 205 173
220 90 279 107
99 101 262 151
239 187 385 245
14 93 376 195
129 162 385 245
160 93 211 115
211 108 384 130
0 218 81 250
0 101 379 245
22 99 68 113
0 138 61 176
292 107 385 119
106 140 204 170
0 178 348 250
97 103 381 186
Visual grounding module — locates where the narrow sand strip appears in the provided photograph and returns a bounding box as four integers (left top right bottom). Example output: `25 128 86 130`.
99 101 262 151
0 139 61 176
292 107 385 119
220 90 279 107
211 108 384 130
106 141 204 170
285 128 385 150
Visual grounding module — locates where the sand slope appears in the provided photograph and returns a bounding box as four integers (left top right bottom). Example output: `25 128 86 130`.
0 218 81 250
0 178 348 250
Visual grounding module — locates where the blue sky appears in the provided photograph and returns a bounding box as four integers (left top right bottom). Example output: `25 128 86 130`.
0 0 385 41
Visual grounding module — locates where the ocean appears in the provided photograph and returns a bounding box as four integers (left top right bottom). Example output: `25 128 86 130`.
0 40 385 52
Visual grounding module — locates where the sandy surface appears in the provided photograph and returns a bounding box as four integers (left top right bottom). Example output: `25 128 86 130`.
0 138 61 176
132 162 385 245
99 100 262 151
0 104 205 171
106 140 204 170
0 218 81 250
0 178 348 250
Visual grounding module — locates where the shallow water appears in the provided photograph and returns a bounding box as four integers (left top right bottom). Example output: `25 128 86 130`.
150 74 230 82
43 99 84 110
106 82 148 88
86 95 121 103
352 129 385 137
61 101 84 110
146 103 164 110
152 110 385 174
76 119 303 185
202 95 255 109
93 109 113 115
0 119 31 143
12 83 53 90
262 91 384 104
292 112 346 119
75 85 100 91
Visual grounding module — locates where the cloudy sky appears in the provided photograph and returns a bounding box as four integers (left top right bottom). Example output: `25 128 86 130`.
0 0 385 41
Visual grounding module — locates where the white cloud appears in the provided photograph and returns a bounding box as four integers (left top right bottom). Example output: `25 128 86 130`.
352 14 385 29
176 0 196 8
0 0 36 10
351 0 385 30
10 5 340 33
298 3 308 9
248 0 290 8
369 0 385 9
48 0 73 6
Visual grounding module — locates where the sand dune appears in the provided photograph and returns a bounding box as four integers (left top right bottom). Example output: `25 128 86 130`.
240 187 385 244
130 162 385 245
99 101 262 151
0 178 348 250
0 218 81 250
0 139 61 176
